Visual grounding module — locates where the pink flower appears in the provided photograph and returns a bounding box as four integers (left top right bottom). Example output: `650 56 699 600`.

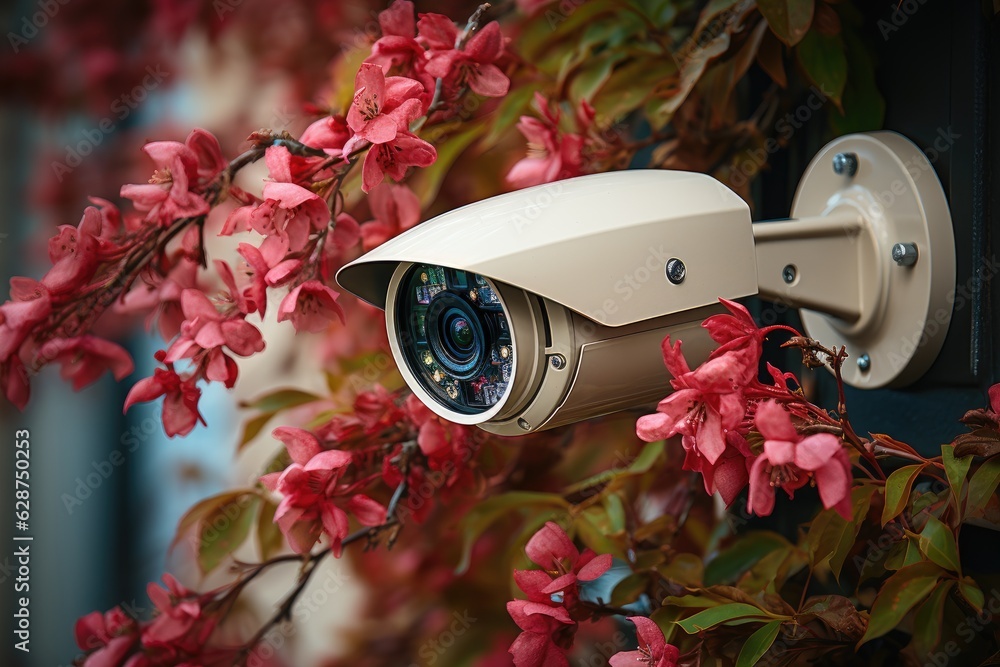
120 131 221 224
0 278 51 362
1 356 30 410
506 604 573 667
360 131 437 192
299 114 352 154
164 289 264 387
684 430 754 506
507 94 587 189
235 237 296 317
637 337 755 465
360 183 420 250
43 207 107 294
610 616 680 667
366 0 428 82
747 401 852 519
346 63 425 146
124 352 204 437
74 606 139 667
423 20 510 97
263 143 337 188
38 335 133 391
507 522 613 667
702 297 763 357
253 181 331 252
117 255 199 340
259 427 384 555
144 574 215 655
277 280 345 333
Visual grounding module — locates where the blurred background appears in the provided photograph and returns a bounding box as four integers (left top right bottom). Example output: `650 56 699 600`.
1 1 997 666
0 2 489 664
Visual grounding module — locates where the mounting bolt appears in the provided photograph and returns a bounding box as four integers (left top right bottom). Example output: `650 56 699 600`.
517 418 531 430
833 152 858 177
891 242 918 267
857 353 871 372
550 354 566 370
665 258 686 284
782 264 797 284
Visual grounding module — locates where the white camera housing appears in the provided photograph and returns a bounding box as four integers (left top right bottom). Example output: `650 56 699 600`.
337 132 955 435
337 170 757 435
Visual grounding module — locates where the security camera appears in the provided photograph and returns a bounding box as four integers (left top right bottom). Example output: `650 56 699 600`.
337 132 955 435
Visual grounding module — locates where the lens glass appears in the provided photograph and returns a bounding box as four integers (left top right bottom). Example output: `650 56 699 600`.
395 264 514 415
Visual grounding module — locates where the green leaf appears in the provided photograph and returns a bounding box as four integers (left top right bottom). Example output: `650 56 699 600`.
829 28 885 135
882 465 924 526
256 499 284 561
658 553 704 587
611 572 650 607
482 86 535 148
757 0 814 46
603 493 626 533
829 485 877 580
576 508 621 557
455 492 570 574
737 620 782 667
967 457 1000 517
411 121 487 208
591 56 678 121
918 516 961 573
198 492 260 574
676 603 775 634
942 444 973 515
958 578 985 612
705 531 790 585
563 441 666 495
912 580 952 657
239 412 276 451
240 389 320 413
858 561 943 645
796 29 847 108
171 490 250 551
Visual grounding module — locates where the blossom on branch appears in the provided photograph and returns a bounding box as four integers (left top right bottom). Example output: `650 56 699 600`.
124 352 204 437
260 427 386 555
747 400 853 520
507 522 612 667
610 616 680 667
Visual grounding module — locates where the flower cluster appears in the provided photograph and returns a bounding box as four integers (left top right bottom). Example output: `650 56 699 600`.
507 92 625 189
259 385 482 553
610 616 680 667
637 298 854 519
506 522 613 666
74 574 252 667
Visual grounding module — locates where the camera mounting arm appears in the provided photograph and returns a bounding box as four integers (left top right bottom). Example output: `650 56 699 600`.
751 131 955 389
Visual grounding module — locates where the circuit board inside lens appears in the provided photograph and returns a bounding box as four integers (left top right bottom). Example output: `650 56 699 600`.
396 264 514 414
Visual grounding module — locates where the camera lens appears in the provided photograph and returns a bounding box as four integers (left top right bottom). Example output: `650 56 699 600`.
394 264 515 415
449 317 473 348
426 296 485 379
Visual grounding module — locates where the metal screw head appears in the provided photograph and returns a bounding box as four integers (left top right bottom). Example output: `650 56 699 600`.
782 264 797 284
517 418 531 430
665 258 686 284
891 242 918 266
550 354 566 370
857 353 871 372
833 152 858 177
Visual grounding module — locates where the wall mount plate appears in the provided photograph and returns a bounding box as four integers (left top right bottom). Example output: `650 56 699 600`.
790 131 955 388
